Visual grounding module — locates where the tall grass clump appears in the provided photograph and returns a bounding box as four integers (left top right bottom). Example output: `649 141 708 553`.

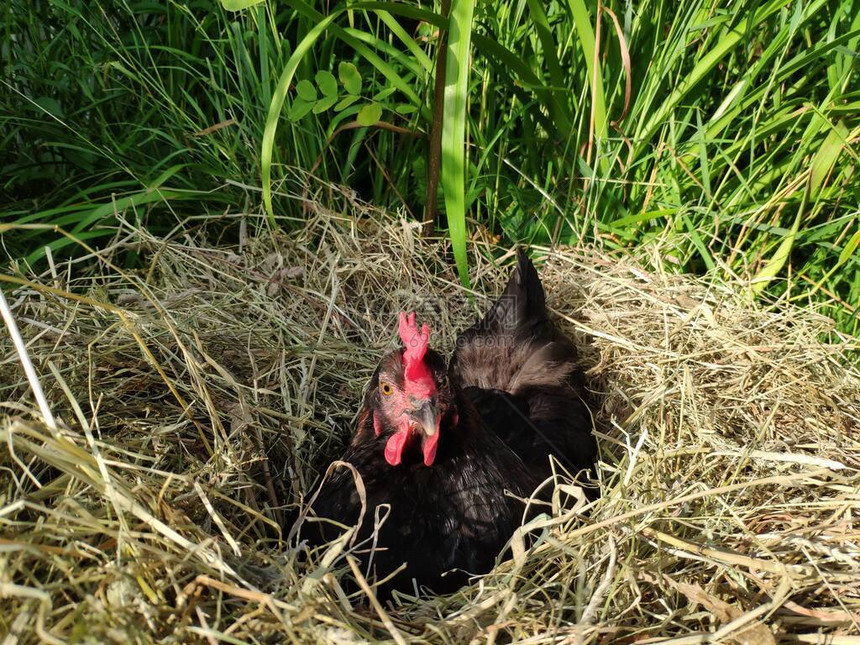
2 0 858 332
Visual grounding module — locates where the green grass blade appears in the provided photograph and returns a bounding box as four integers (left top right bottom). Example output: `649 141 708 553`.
375 10 433 73
838 229 860 268
261 13 339 225
635 0 787 154
220 0 264 10
525 0 572 136
441 0 475 288
567 0 606 142
749 210 802 299
682 212 715 272
809 120 850 196
751 119 849 296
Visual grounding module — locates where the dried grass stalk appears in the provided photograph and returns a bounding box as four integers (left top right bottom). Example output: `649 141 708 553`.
1 190 858 643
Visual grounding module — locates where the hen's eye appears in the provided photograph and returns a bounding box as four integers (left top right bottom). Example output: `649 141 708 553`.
380 382 394 396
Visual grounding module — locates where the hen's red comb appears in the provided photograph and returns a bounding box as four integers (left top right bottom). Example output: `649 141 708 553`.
398 311 430 380
399 311 429 361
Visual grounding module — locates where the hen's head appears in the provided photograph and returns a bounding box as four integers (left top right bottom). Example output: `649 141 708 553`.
365 312 456 467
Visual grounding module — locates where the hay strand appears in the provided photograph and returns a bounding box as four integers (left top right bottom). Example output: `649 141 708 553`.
1 194 858 642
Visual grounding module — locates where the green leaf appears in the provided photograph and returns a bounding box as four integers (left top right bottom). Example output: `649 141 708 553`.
356 103 382 126
750 210 801 298
219 0 264 10
312 94 339 114
280 0 423 112
837 229 860 267
395 103 417 114
441 0 475 289
372 86 397 102
32 96 64 118
296 79 317 102
338 61 362 95
288 98 315 121
334 95 359 111
809 120 848 196
316 70 338 98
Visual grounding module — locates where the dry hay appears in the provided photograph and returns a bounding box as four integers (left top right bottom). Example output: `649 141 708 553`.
1 192 859 644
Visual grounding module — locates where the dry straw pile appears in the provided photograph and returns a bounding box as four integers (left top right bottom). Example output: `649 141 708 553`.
1 192 859 644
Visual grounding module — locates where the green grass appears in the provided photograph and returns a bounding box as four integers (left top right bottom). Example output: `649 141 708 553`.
2 0 858 334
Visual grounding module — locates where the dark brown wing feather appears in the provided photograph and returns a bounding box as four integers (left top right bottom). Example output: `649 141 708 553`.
451 250 596 480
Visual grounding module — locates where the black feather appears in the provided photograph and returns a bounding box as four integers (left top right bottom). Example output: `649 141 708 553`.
451 249 596 481
460 249 548 342
304 393 535 597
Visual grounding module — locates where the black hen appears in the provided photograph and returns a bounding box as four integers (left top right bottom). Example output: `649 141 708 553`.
301 251 596 597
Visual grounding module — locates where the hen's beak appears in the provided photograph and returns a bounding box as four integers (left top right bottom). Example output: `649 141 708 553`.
410 400 439 437
410 400 441 467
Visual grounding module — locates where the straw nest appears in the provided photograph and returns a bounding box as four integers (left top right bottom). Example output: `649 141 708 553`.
2 191 859 644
